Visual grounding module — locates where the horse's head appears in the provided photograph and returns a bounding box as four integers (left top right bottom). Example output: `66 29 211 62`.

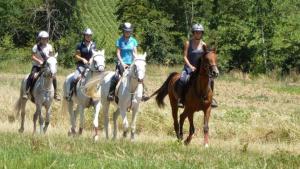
42 53 58 78
90 49 105 72
130 52 147 82
199 49 219 78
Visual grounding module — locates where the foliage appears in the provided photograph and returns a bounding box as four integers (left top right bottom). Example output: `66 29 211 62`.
115 0 300 73
0 0 299 74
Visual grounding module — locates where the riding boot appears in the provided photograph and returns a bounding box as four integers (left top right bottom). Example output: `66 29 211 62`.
177 81 185 108
141 82 150 102
210 79 218 108
24 75 33 99
67 79 77 101
107 77 118 101
53 78 61 101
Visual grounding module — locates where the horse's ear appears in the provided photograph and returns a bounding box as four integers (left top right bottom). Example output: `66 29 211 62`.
54 52 58 58
143 52 147 58
101 49 105 55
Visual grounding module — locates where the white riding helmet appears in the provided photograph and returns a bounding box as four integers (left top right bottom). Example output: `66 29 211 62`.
38 31 49 38
192 23 204 32
83 28 93 35
123 22 133 32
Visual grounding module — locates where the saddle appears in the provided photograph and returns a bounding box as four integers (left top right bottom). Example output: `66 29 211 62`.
27 72 42 103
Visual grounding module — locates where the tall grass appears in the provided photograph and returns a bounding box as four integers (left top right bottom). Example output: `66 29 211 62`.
0 64 299 168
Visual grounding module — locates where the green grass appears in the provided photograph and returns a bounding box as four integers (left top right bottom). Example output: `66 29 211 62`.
0 63 300 168
78 0 119 59
270 85 300 95
1 132 299 169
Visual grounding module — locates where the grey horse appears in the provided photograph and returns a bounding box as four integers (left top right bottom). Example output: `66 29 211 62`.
15 54 58 134
61 50 106 139
99 52 147 140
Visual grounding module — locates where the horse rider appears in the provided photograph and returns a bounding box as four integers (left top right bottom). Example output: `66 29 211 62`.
177 23 218 108
107 22 149 102
66 28 96 101
25 30 60 101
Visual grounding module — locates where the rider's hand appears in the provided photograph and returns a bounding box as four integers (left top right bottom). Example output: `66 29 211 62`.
190 65 197 72
82 58 89 65
39 60 44 65
122 63 129 69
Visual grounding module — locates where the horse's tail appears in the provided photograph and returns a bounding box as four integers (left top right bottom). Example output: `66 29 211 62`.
60 80 69 116
11 80 25 122
149 72 178 108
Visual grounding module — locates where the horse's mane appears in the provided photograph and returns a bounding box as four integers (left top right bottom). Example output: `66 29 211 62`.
188 47 215 86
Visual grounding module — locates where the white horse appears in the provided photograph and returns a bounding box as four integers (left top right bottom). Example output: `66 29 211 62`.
15 54 58 134
98 52 147 140
62 50 106 139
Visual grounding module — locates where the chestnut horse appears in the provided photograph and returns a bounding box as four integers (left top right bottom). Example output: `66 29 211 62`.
150 50 219 147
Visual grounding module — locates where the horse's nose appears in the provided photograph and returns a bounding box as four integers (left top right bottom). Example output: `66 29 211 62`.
138 78 143 83
212 68 219 78
98 66 105 72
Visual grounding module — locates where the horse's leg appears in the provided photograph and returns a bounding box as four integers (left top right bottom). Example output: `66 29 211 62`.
179 110 188 140
170 97 180 139
130 103 140 140
38 105 44 134
78 105 85 135
119 107 129 138
33 105 42 134
203 107 212 147
19 99 27 133
68 101 76 136
184 112 195 145
112 108 120 139
93 101 101 141
103 101 111 139
43 105 51 133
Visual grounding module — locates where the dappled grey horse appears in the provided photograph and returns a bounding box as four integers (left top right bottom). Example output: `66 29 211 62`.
99 53 147 140
15 54 58 134
62 50 106 139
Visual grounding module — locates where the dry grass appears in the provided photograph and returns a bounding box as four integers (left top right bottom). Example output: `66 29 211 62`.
1 66 300 156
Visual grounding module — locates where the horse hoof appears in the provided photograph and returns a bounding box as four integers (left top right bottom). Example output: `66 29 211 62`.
18 128 24 133
131 134 135 140
68 128 76 137
123 131 128 138
184 140 190 145
178 134 183 140
78 128 83 135
204 143 209 148
94 135 99 142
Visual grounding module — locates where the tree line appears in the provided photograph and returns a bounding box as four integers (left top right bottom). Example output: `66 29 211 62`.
0 0 299 74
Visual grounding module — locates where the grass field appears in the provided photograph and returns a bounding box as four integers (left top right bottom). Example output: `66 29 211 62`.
0 63 299 168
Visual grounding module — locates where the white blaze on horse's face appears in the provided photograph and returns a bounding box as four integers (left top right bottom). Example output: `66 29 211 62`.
45 56 57 77
134 52 147 81
91 50 105 72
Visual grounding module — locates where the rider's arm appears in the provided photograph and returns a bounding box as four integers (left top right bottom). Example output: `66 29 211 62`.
49 44 54 57
116 48 125 65
74 50 88 64
183 41 195 70
32 53 44 65
132 46 138 60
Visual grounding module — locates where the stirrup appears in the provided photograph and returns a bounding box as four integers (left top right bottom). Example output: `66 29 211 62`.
66 94 72 101
211 98 218 108
177 99 184 108
107 94 114 101
141 95 150 102
54 93 61 101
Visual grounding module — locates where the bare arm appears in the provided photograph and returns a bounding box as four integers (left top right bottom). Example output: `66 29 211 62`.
183 41 196 71
132 46 137 60
32 53 44 65
74 50 88 64
116 48 123 64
